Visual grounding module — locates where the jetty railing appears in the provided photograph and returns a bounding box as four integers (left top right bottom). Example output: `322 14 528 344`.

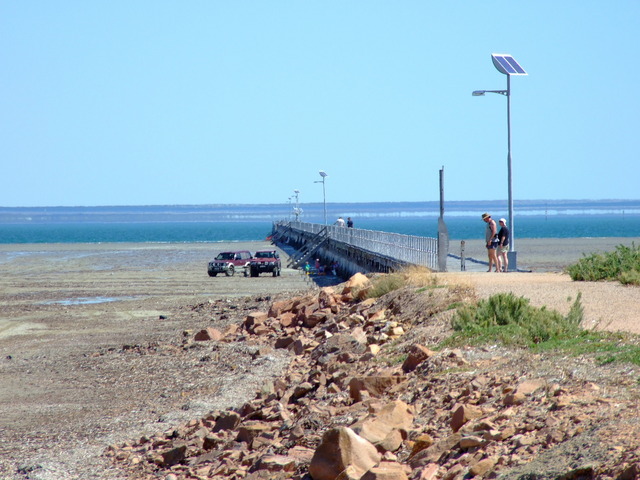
275 221 439 271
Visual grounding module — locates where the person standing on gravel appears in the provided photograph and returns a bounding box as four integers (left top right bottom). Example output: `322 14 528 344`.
482 213 499 272
497 218 510 272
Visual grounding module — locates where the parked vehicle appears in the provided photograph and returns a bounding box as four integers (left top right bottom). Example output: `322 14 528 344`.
247 250 281 277
207 250 252 277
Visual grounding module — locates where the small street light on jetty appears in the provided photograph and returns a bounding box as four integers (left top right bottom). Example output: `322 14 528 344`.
293 189 300 221
473 53 527 271
314 171 328 225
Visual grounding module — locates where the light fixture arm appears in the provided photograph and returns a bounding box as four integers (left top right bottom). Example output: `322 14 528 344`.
473 89 508 97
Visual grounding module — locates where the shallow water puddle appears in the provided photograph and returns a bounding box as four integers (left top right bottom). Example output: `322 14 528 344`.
40 296 138 305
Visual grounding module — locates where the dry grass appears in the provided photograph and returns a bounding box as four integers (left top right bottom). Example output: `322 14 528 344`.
368 266 453 298
398 265 439 288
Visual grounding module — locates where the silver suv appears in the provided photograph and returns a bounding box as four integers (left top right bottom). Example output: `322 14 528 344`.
207 250 252 277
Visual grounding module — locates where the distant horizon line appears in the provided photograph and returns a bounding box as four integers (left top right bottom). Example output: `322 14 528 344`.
2 198 640 209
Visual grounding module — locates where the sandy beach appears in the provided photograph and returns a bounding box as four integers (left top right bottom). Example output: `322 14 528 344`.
0 237 639 479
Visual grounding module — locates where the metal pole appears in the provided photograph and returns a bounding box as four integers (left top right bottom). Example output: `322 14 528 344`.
506 75 517 271
322 178 327 225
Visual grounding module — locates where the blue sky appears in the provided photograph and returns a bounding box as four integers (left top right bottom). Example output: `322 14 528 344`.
2 2 639 207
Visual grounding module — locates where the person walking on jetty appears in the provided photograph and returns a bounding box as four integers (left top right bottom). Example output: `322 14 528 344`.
497 217 510 272
347 217 354 228
334 217 346 227
481 213 500 272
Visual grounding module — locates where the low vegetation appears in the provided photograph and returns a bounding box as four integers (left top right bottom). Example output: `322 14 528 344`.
365 263 640 367
448 292 584 347
565 242 640 285
445 291 640 367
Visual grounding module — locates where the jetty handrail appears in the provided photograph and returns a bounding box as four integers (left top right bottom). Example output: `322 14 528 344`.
275 221 439 270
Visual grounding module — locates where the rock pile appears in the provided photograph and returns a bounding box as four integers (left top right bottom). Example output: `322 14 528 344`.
107 273 640 479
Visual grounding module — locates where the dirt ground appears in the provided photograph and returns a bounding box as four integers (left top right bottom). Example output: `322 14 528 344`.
0 239 639 479
0 242 317 480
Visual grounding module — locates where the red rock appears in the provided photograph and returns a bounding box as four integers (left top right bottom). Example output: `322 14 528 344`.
349 376 407 402
450 404 483 433
159 444 187 467
287 445 314 464
244 311 269 331
469 456 498 476
278 312 297 328
309 427 381 480
408 433 462 468
361 461 410 480
253 454 297 472
516 380 544 395
236 421 274 444
274 336 295 349
417 463 439 480
212 411 241 432
318 287 338 308
408 434 434 457
268 299 294 318
194 327 223 341
401 345 435 373
304 310 330 328
351 400 414 452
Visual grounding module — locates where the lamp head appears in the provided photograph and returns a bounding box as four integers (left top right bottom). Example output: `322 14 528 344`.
294 189 299 194
319 170 327 178
472 90 486 96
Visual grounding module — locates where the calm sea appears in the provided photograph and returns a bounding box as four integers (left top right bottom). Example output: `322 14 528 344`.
1 201 639 244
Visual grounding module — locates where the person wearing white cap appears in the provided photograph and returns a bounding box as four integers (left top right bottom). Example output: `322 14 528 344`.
497 218 510 272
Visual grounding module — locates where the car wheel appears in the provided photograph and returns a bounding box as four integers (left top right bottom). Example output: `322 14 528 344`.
251 268 259 277
226 265 235 276
208 272 217 277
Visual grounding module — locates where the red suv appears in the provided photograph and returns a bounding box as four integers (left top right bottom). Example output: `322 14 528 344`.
247 250 281 277
207 250 252 277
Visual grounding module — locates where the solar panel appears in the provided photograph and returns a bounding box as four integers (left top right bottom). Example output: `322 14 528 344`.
491 54 527 76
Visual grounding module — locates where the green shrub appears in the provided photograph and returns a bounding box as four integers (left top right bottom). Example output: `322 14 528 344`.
566 243 640 283
619 269 640 286
449 292 583 347
446 292 640 366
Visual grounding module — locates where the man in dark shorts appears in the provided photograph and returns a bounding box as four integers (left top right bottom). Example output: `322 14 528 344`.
481 213 499 272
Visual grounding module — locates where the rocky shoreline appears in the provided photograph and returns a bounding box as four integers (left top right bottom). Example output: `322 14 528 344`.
104 273 640 480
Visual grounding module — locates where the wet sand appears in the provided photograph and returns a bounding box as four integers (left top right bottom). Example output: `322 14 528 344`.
0 241 307 341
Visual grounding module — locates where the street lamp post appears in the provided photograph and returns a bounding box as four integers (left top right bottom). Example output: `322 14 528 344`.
314 171 328 225
473 54 527 271
293 189 300 221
